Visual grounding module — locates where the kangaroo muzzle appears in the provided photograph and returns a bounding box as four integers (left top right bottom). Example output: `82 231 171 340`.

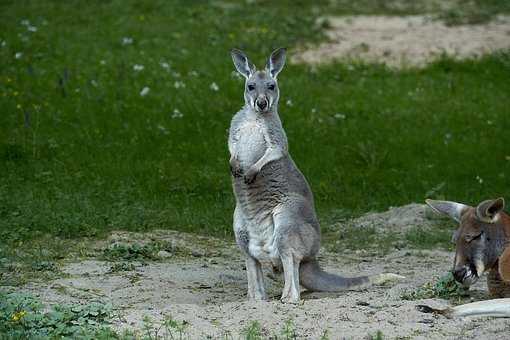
255 97 268 112
453 263 479 286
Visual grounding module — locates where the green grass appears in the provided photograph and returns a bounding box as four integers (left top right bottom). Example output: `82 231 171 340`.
1 0 510 243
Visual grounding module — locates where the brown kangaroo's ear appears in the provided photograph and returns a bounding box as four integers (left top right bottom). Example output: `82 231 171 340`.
499 246 510 282
425 199 469 223
476 198 505 223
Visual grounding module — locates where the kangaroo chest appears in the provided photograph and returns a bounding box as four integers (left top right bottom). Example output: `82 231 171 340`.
231 120 267 170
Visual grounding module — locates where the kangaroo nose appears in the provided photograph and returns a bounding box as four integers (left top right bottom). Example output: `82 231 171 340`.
453 267 467 283
256 98 267 110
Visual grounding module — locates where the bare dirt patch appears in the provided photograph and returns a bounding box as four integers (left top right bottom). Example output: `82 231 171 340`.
3 208 509 339
292 15 510 68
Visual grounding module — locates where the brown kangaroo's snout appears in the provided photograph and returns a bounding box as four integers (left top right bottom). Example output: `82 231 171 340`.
453 263 478 286
452 267 467 282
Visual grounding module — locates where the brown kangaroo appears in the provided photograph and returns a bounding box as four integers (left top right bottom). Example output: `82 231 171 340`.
417 198 510 317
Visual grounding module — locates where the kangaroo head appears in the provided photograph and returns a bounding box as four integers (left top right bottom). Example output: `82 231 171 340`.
426 198 509 287
230 48 286 114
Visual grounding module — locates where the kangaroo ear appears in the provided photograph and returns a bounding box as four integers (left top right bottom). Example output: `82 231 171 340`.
231 48 255 79
476 198 505 223
266 47 286 79
425 199 469 223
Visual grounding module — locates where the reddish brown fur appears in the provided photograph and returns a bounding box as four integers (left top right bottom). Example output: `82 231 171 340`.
453 204 510 297
499 245 510 282
456 209 510 269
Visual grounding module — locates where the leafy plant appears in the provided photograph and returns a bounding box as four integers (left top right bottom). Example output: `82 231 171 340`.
243 321 263 340
279 319 297 340
401 272 469 300
102 241 180 262
0 292 115 339
370 330 384 340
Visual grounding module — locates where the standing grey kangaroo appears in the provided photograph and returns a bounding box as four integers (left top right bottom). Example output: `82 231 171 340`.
228 48 402 303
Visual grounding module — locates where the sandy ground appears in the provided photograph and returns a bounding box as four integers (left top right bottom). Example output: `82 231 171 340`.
292 15 510 68
4 205 509 339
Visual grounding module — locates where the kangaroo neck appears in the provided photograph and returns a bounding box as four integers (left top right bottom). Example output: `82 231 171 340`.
243 104 280 121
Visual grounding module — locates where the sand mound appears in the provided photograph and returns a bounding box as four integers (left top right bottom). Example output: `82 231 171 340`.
346 203 447 233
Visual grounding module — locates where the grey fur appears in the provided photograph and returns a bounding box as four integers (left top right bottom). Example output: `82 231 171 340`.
425 199 469 223
228 48 398 303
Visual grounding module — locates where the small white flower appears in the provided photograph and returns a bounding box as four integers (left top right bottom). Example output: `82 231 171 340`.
133 64 144 72
476 175 483 184
334 113 346 119
1 40 6 47
171 109 183 119
157 124 169 135
311 108 317 114
444 132 452 145
27 25 37 32
174 81 185 89
15 52 23 59
210 82 219 91
286 99 293 107
160 62 170 69
75 88 80 93
487 120 493 125
122 37 133 45
189 70 198 77
140 86 150 96
21 19 30 26
100 60 106 65
91 80 98 87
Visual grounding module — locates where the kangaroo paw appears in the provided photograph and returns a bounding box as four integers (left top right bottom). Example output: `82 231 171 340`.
229 157 243 178
280 294 300 304
244 167 258 184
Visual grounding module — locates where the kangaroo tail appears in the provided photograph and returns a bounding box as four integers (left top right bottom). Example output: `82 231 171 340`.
417 298 510 318
299 259 404 292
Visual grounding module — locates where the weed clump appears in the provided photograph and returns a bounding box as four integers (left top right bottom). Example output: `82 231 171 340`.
102 241 186 262
401 272 469 300
0 292 114 338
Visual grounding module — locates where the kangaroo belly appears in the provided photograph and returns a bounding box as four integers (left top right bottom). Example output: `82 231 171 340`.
247 215 280 264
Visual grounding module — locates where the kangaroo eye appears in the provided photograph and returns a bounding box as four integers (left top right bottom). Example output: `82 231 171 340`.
247 84 255 91
268 84 275 90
